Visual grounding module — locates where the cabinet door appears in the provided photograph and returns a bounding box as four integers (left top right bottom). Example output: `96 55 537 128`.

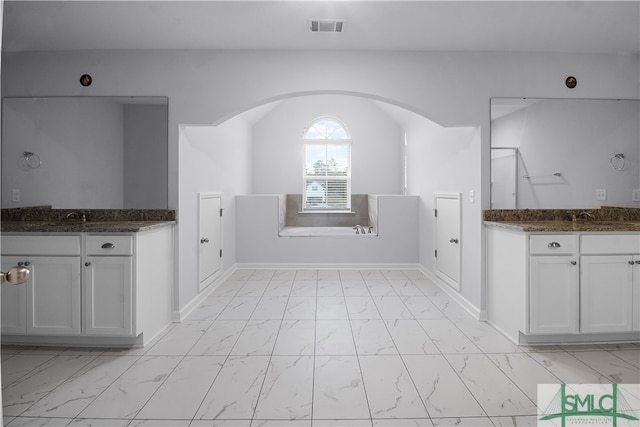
634 257 640 331
529 256 579 334
27 256 81 335
581 255 634 333
1 256 27 334
84 256 133 336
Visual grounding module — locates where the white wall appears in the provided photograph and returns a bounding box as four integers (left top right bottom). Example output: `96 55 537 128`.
252 94 401 195
403 115 482 309
492 99 640 208
1 0 6 416
178 118 252 314
2 97 124 208
124 104 168 209
3 49 638 313
236 194 418 265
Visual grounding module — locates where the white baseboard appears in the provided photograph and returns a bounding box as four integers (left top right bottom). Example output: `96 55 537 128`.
174 264 239 322
234 262 421 270
417 265 486 321
486 319 520 345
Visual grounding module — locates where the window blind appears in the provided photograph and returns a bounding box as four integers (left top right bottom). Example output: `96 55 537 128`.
303 143 351 210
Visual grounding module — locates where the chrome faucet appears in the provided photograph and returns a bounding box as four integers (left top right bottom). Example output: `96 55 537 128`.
578 211 594 219
66 212 80 220
65 211 86 222
353 225 366 234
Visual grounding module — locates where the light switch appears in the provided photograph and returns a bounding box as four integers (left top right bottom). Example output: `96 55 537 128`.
11 189 20 202
633 189 640 202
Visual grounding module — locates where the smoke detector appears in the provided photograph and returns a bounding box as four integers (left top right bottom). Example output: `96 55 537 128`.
309 19 345 33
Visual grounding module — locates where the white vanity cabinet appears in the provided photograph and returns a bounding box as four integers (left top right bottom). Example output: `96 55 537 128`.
487 225 640 344
579 235 640 333
1 226 173 346
83 235 134 336
1 235 81 336
528 235 579 334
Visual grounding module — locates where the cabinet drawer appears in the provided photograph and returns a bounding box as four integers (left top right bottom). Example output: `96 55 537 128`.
530 235 577 255
1 235 81 256
581 234 640 254
86 235 133 256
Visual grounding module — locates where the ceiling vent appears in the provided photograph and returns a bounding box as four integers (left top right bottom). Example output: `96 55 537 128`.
309 19 344 33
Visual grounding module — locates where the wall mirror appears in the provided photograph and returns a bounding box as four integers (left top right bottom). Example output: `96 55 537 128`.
2 96 168 209
490 98 639 209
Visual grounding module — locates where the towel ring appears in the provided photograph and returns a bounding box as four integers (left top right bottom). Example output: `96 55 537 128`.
23 152 42 169
610 153 626 171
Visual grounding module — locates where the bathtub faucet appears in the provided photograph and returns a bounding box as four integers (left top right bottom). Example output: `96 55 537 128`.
353 225 366 234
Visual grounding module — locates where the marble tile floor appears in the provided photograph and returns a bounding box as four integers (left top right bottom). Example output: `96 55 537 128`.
2 269 639 427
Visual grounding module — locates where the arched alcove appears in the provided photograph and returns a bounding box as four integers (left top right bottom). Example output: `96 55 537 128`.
212 90 439 127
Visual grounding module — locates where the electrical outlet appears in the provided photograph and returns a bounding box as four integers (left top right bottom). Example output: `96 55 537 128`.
11 189 20 203
595 189 607 201
469 190 475 204
633 189 640 202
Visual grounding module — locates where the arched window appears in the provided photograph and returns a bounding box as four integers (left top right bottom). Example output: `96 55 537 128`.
303 117 351 210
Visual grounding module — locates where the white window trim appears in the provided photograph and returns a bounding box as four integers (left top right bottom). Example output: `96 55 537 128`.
302 117 352 212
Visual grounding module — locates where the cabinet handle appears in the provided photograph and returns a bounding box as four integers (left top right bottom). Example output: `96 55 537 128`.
0 265 30 285
635 260 640 265
449 238 459 244
24 261 30 266
101 243 115 249
629 260 635 265
17 261 23 266
547 242 561 248
570 261 577 265
201 237 210 244
85 262 91 267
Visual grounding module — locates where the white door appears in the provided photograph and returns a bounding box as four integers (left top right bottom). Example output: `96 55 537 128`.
434 193 461 291
580 255 634 333
199 193 222 291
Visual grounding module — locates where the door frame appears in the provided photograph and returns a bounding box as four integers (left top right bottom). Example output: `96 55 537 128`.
490 147 518 209
198 192 223 292
433 192 462 292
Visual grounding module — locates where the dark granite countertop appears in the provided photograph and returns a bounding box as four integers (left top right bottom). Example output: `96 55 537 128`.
483 207 640 233
1 206 176 233
484 220 640 233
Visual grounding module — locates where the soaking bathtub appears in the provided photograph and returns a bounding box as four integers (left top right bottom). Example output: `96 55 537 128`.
279 226 376 237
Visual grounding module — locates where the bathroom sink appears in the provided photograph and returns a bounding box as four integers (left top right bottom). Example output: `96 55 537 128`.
20 221 60 227
569 220 639 230
586 221 633 226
